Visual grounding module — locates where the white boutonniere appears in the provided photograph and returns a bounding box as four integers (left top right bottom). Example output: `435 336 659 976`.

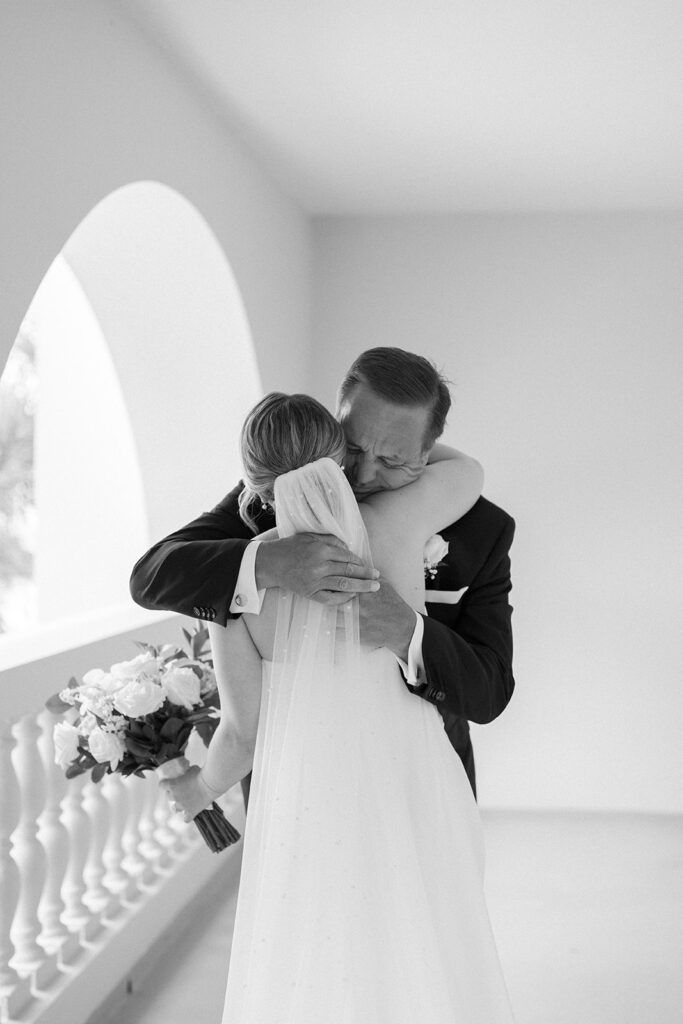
424 533 449 581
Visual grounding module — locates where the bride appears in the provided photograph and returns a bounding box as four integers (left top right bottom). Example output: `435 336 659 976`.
164 392 515 1023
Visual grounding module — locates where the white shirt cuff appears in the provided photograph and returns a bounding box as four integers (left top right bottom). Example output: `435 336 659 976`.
395 611 425 686
229 539 266 614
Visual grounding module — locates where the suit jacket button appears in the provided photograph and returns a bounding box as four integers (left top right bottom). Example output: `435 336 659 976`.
435 691 446 702
207 608 215 620
193 606 201 617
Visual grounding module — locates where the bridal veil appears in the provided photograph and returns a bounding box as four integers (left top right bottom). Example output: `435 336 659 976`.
221 458 514 1023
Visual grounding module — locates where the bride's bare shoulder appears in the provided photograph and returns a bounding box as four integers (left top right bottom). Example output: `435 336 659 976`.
359 490 412 542
358 500 423 601
358 503 392 554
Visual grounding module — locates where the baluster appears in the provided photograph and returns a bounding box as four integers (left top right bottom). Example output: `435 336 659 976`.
35 710 80 965
121 774 155 891
101 775 137 904
0 720 32 1020
9 714 57 990
138 775 170 874
164 775 197 857
61 772 102 941
154 784 190 863
83 778 120 920
168 805 197 854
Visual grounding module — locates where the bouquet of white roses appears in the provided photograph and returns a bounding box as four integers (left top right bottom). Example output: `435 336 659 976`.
46 625 240 853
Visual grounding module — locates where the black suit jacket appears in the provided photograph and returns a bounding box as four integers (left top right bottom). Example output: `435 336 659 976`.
129 485 515 797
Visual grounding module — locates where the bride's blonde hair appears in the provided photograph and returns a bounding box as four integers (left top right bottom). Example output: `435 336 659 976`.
238 392 346 532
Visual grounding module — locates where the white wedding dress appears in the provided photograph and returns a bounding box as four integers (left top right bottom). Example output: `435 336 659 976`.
221 459 514 1023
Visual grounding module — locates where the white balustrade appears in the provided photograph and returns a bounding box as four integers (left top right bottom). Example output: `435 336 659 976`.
138 776 169 874
83 778 120 920
35 709 81 966
0 611 242 1024
0 720 32 1021
61 770 103 944
101 774 138 904
121 774 155 891
10 714 58 990
154 784 190 863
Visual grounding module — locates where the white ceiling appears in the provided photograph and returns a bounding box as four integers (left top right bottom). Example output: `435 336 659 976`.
123 0 683 214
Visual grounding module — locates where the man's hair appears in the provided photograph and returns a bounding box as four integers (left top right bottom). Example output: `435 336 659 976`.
337 347 451 449
238 392 346 532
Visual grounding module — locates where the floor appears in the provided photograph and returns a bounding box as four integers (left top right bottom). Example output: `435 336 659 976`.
96 810 683 1024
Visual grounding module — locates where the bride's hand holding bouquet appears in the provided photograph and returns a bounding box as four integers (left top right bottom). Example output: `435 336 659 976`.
46 626 241 853
158 761 224 823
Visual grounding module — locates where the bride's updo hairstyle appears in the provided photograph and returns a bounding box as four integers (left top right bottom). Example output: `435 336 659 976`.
238 392 346 532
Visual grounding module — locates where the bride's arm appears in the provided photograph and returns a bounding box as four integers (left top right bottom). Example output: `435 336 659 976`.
202 618 261 789
161 617 262 820
363 445 483 542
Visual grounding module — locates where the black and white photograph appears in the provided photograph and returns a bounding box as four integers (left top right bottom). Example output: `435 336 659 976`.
1 3 681 1023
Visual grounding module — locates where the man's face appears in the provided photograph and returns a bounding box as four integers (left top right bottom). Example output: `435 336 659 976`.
337 382 431 498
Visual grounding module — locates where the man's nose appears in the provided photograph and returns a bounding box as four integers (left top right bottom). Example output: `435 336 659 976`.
354 455 376 486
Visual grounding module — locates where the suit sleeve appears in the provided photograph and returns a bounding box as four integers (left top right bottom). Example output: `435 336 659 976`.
129 483 255 626
420 516 515 724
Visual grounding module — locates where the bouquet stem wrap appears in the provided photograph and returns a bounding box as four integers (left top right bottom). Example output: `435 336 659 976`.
158 756 241 854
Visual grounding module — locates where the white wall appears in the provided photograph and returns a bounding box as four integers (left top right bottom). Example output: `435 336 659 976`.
33 256 148 619
61 182 264 540
312 213 683 814
0 0 312 488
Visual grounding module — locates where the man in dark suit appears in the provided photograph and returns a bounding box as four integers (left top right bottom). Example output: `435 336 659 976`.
129 347 515 802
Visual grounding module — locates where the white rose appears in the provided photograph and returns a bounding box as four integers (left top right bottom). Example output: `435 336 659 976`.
53 721 80 770
162 666 201 710
110 652 160 681
200 666 217 696
88 727 126 770
113 677 165 718
423 533 449 569
102 674 129 697
82 667 108 687
81 670 124 702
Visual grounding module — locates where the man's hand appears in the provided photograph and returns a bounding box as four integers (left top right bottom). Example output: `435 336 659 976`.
358 578 416 662
255 533 380 605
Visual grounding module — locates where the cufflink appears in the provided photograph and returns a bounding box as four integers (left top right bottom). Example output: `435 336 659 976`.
234 594 246 607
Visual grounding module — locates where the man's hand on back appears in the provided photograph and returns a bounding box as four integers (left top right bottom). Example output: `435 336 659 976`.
358 579 416 663
255 533 380 605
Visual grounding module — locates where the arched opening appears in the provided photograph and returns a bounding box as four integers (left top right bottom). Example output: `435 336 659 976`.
0 181 262 654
